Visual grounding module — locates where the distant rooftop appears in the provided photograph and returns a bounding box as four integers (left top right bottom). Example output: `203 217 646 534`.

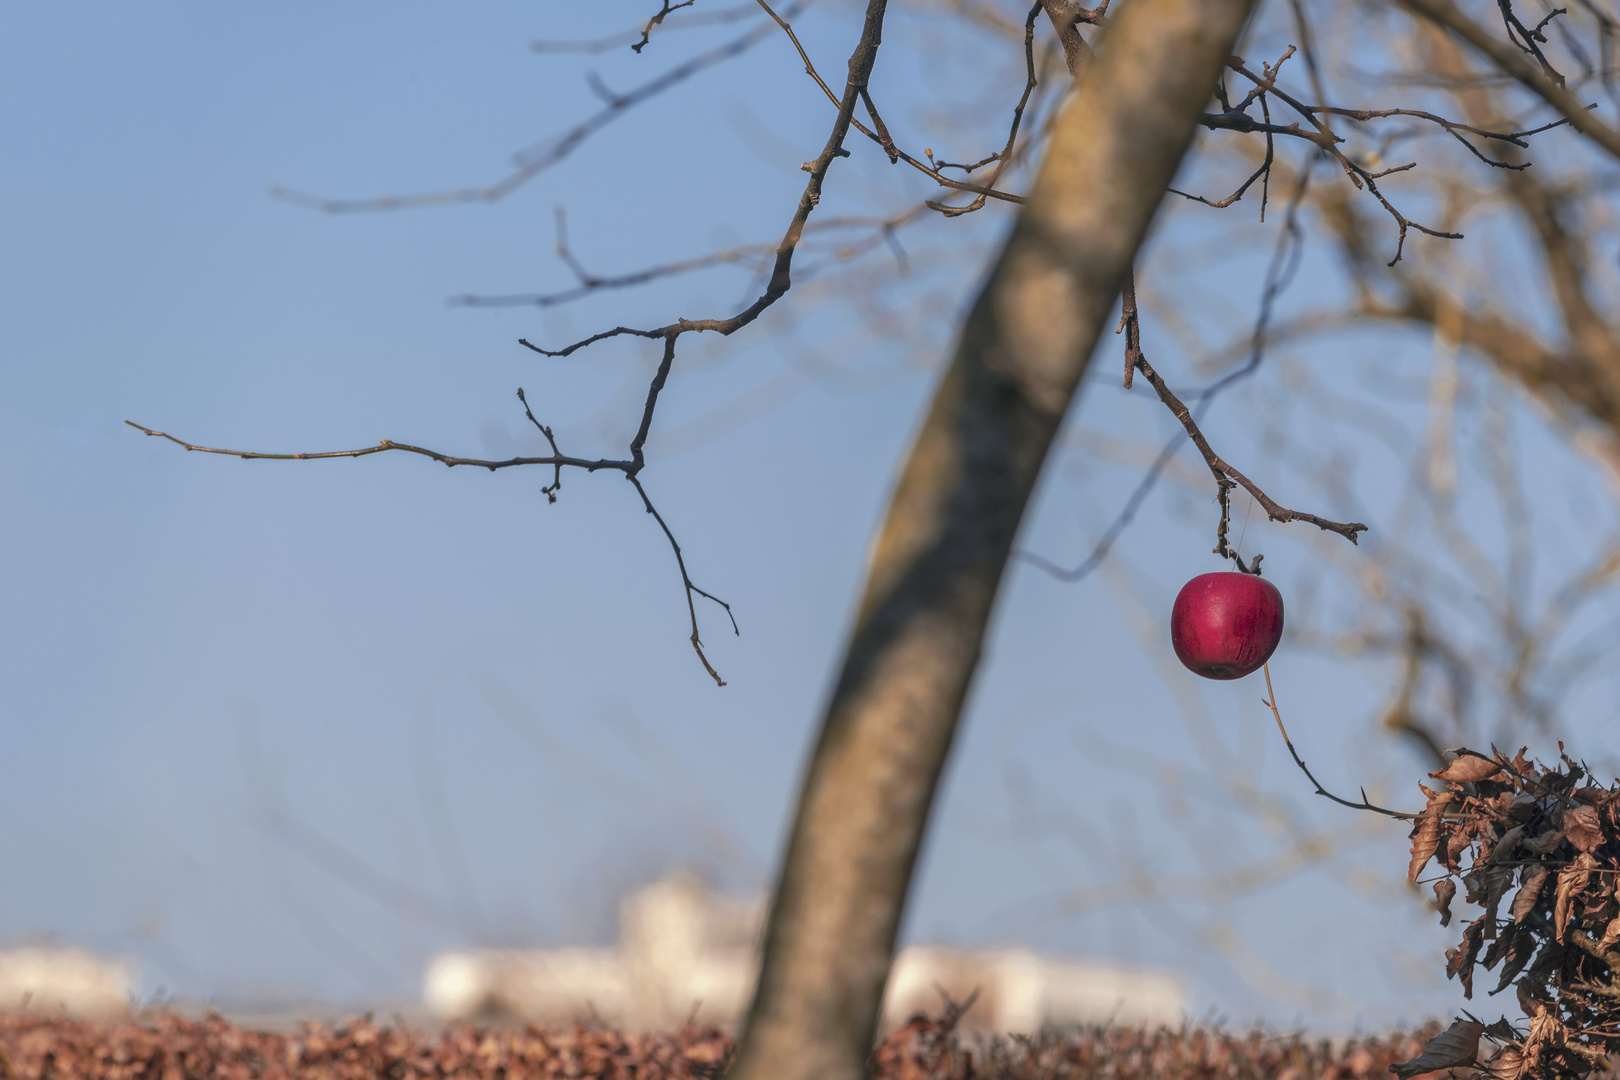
424 872 1185 1033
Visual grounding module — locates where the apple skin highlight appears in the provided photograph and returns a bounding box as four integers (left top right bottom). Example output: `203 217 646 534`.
1170 572 1285 680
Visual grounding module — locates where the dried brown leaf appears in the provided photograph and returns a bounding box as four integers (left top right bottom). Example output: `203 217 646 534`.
1465 864 1515 940
1388 1018 1483 1079
1432 756 1505 784
1507 793 1538 821
1489 1045 1530 1080
1553 852 1598 943
1481 924 1509 969
1487 924 1537 996
1524 940 1567 991
1446 917 1487 998
1421 782 1460 816
0 1012 1468 1080
1409 813 1444 882
1562 803 1605 853
1519 1008 1567 1075
1488 823 1526 862
1523 827 1565 855
1466 864 1515 912
1513 864 1549 923
1433 879 1457 927
1444 826 1473 869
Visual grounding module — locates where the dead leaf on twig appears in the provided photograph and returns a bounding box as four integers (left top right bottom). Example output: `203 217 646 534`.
1410 812 1444 882
1389 1018 1483 1079
1432 756 1505 784
1488 824 1525 862
1434 879 1457 927
1512 865 1548 923
1562 804 1604 853
1553 853 1597 943
1487 925 1536 996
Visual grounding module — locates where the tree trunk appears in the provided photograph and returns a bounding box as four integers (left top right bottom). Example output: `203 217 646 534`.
725 2 1258 1078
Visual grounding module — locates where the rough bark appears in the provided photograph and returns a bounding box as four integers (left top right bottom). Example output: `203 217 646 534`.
724 2 1259 1078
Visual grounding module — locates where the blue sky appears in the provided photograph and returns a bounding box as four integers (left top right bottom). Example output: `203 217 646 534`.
3 0 1617 1031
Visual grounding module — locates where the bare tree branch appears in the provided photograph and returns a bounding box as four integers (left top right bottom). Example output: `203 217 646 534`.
926 1 1045 218
1220 54 1464 264
124 402 739 684
270 6 800 213
1022 152 1363 584
1128 349 1370 545
448 205 929 309
632 0 699 53
1283 30 1620 463
753 0 1029 205
1400 0 1620 161
531 3 760 54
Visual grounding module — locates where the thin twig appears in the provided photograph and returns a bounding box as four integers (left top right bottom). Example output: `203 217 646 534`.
1222 55 1465 264
753 0 1027 206
628 474 739 685
532 3 759 53
632 0 698 53
1398 0 1620 163
271 7 800 213
450 205 929 309
516 388 564 501
1020 155 1362 583
1264 664 1417 820
1128 354 1369 545
1499 0 1569 85
125 406 738 686
928 2 1045 218
1012 426 1184 581
150 0 899 686
123 419 630 473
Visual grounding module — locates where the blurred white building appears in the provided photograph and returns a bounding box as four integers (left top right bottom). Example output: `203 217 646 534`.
0 947 133 1017
424 873 1183 1032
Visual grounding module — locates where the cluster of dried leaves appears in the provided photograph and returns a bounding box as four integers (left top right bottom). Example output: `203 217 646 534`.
0 1014 731 1080
1396 746 1620 1078
872 1008 1448 1080
0 1012 1462 1080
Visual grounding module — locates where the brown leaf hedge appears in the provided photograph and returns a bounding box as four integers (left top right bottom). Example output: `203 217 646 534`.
1403 746 1620 1078
0 1012 1453 1080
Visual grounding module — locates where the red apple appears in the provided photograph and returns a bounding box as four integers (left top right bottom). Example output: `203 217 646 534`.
1170 572 1284 680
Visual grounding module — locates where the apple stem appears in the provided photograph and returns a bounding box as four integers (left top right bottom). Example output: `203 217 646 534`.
1232 552 1264 576
1213 476 1239 559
